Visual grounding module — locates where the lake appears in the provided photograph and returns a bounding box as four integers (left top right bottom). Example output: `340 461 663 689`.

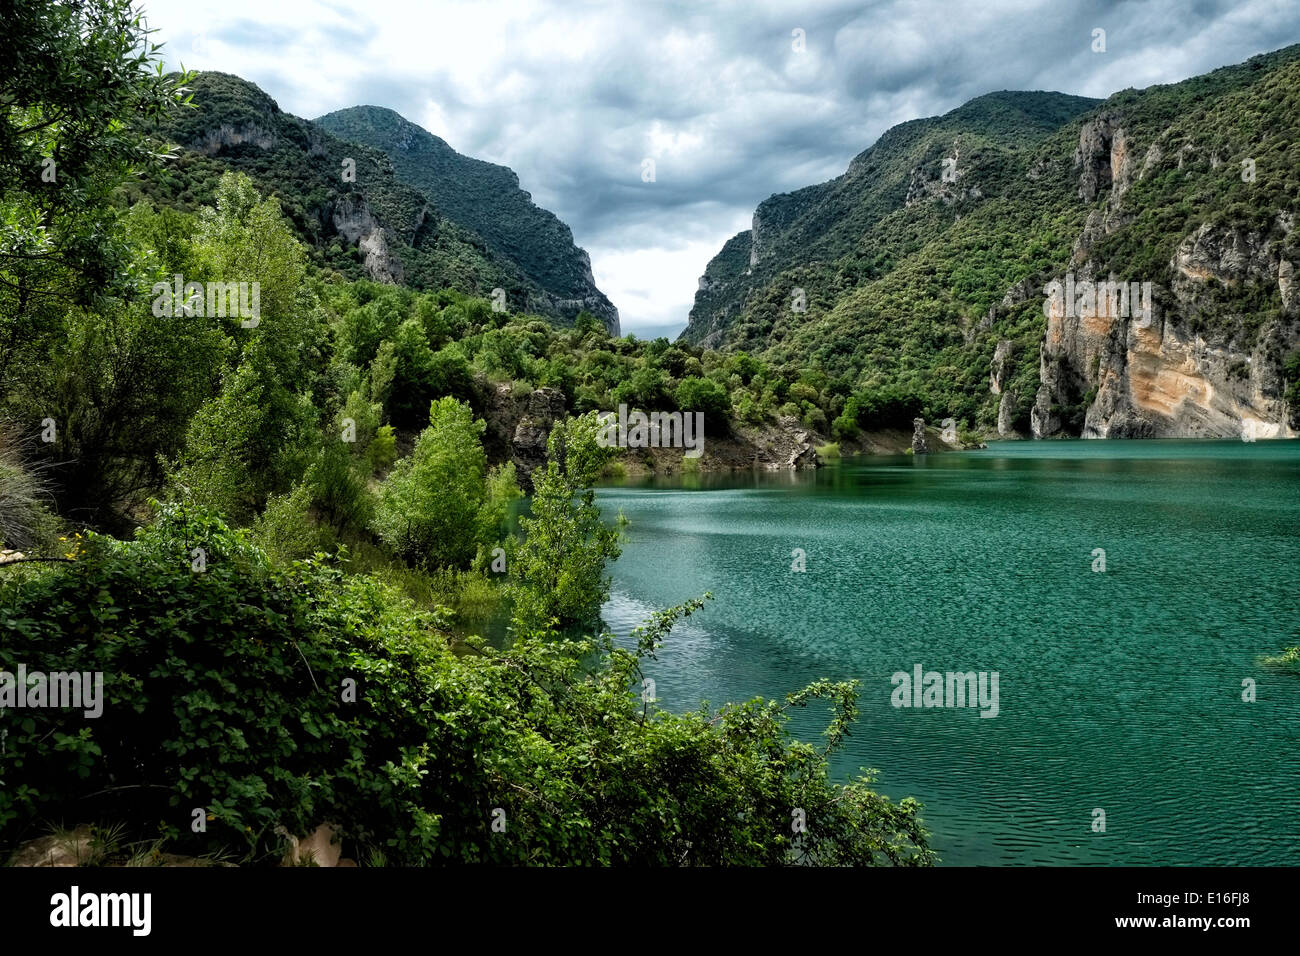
595 440 1300 865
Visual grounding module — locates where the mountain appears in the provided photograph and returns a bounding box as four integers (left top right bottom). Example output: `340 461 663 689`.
315 106 618 334
683 46 1300 439
127 72 617 331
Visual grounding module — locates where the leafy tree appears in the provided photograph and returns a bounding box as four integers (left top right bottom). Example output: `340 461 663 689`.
611 364 671 409
0 0 193 393
382 318 438 425
508 412 620 629
675 375 730 418
371 397 493 568
19 295 227 527
166 362 268 522
304 443 372 533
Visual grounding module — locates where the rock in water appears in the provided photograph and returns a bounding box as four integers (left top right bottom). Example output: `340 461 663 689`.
911 417 929 454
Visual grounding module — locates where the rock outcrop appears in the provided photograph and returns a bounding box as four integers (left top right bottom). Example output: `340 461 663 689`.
1074 111 1125 203
510 387 566 489
1025 109 1299 440
1030 239 1298 439
193 121 276 155
330 196 404 284
911 417 929 453
770 416 818 468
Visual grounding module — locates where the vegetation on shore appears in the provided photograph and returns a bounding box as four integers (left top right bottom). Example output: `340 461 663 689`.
0 0 932 866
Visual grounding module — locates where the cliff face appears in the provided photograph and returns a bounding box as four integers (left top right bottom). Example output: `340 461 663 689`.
1031 111 1299 440
329 195 404 284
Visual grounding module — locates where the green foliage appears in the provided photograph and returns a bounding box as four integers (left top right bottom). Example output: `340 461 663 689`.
0 0 193 398
305 444 373 533
0 509 932 865
371 398 506 569
167 363 269 523
508 413 621 629
251 484 329 562
674 375 730 419
1259 645 1300 671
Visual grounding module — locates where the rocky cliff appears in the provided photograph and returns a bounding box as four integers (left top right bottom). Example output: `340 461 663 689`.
1030 110 1299 440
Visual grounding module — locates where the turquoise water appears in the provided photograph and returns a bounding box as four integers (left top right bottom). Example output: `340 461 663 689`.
595 440 1300 865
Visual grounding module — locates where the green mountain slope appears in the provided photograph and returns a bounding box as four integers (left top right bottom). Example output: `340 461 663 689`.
315 105 618 333
683 46 1300 439
126 72 606 328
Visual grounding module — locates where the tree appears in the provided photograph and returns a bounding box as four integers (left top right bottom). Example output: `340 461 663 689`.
508 412 621 629
371 397 493 568
0 0 193 394
674 375 730 418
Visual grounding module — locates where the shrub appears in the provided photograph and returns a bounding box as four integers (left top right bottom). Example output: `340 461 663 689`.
251 484 330 562
0 506 934 866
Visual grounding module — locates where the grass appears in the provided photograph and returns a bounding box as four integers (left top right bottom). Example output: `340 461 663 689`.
0 422 59 552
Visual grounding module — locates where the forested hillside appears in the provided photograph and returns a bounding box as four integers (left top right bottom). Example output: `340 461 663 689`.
684 48 1300 440
317 105 619 332
125 72 616 330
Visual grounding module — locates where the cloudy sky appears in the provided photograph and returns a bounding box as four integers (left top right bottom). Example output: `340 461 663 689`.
142 0 1300 337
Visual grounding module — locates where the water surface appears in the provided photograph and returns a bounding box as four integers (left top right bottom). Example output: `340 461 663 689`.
596 440 1300 865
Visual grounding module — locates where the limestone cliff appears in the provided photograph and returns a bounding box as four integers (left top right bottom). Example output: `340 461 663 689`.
1028 110 1299 440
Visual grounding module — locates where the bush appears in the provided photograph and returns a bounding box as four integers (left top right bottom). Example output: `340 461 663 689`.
0 506 934 866
251 484 330 561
